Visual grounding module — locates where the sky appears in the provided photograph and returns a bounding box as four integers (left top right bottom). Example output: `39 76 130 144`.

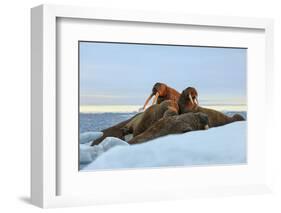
79 42 247 106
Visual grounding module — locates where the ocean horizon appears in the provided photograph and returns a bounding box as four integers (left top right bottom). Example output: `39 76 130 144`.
80 104 247 113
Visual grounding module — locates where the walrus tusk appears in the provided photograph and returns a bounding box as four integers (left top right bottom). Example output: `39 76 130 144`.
189 93 194 104
142 93 153 110
194 96 199 105
204 125 209 130
152 92 159 104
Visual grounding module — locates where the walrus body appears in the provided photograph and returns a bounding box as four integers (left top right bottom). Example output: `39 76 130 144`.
128 112 209 144
178 87 245 127
121 112 144 135
90 113 143 146
123 100 179 137
191 106 245 127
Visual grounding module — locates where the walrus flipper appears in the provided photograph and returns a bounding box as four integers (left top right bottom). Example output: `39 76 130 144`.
91 113 142 146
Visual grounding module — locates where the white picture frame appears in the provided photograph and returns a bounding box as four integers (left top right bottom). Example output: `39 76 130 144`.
31 4 274 208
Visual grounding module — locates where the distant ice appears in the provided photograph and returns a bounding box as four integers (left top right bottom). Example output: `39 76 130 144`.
81 121 247 170
80 105 142 113
80 105 246 114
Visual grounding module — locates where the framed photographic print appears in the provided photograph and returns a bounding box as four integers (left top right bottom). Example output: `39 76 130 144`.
78 41 247 170
31 4 274 208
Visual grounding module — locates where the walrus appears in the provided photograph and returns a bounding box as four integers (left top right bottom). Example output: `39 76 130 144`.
178 87 245 127
128 112 209 144
123 100 179 137
91 86 192 145
91 93 179 146
141 82 181 110
90 113 143 146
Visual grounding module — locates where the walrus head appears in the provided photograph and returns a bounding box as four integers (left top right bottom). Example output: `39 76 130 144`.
141 83 168 111
151 82 168 104
178 87 199 114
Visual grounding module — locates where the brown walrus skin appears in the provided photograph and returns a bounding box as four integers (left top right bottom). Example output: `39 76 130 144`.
190 107 244 127
141 82 181 110
152 82 181 104
90 113 142 146
128 112 209 145
178 87 245 127
123 100 179 137
120 112 144 136
177 86 199 111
